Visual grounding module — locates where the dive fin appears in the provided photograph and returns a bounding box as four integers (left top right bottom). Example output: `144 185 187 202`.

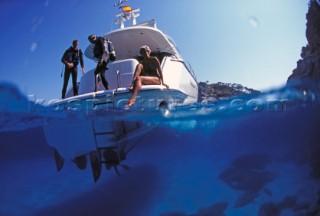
53 148 64 172
90 151 102 182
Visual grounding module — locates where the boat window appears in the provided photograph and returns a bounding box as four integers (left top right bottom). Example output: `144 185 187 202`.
165 35 181 54
134 52 173 64
152 52 172 63
186 61 197 81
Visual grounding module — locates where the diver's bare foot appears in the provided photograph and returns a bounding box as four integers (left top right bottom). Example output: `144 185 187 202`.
125 99 135 108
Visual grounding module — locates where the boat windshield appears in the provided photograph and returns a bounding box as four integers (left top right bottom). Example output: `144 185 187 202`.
165 35 181 55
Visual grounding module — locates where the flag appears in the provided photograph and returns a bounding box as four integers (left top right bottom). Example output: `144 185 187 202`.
122 5 132 12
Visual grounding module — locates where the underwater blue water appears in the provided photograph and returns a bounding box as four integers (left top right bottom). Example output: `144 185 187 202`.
1 81 320 216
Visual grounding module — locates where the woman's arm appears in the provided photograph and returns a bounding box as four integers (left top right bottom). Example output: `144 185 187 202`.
154 58 169 88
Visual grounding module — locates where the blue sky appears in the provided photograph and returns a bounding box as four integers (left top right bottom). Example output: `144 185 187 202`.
0 0 308 101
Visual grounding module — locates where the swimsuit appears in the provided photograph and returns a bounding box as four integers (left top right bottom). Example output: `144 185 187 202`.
141 61 160 78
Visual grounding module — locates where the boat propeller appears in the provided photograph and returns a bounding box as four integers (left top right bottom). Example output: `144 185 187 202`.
72 155 87 170
103 147 130 176
88 143 134 182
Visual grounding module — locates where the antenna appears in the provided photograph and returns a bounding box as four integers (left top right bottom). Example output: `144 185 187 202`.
114 0 128 8
114 0 140 28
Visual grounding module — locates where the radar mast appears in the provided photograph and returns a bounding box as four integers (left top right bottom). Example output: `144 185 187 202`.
114 0 140 28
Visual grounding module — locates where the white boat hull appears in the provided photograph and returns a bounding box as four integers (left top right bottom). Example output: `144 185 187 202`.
43 13 199 181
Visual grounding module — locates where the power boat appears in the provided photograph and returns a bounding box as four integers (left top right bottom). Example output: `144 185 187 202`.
43 0 198 182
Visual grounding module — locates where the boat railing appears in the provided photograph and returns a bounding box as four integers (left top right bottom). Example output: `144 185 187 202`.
187 61 197 81
105 58 138 90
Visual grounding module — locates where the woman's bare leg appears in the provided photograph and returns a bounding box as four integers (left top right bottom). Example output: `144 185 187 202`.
125 76 160 108
130 77 142 101
132 64 143 82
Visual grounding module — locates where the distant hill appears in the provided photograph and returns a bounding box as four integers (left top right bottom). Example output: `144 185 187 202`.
198 81 260 103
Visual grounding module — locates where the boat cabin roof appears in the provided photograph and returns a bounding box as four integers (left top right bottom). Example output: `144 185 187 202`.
84 25 181 61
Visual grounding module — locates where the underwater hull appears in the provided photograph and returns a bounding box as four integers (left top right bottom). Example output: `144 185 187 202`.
43 87 190 181
44 87 191 155
43 112 150 182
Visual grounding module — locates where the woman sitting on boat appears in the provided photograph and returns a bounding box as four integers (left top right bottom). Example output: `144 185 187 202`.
125 45 169 108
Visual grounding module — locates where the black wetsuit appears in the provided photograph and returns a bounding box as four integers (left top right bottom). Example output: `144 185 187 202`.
61 47 84 99
93 37 109 91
